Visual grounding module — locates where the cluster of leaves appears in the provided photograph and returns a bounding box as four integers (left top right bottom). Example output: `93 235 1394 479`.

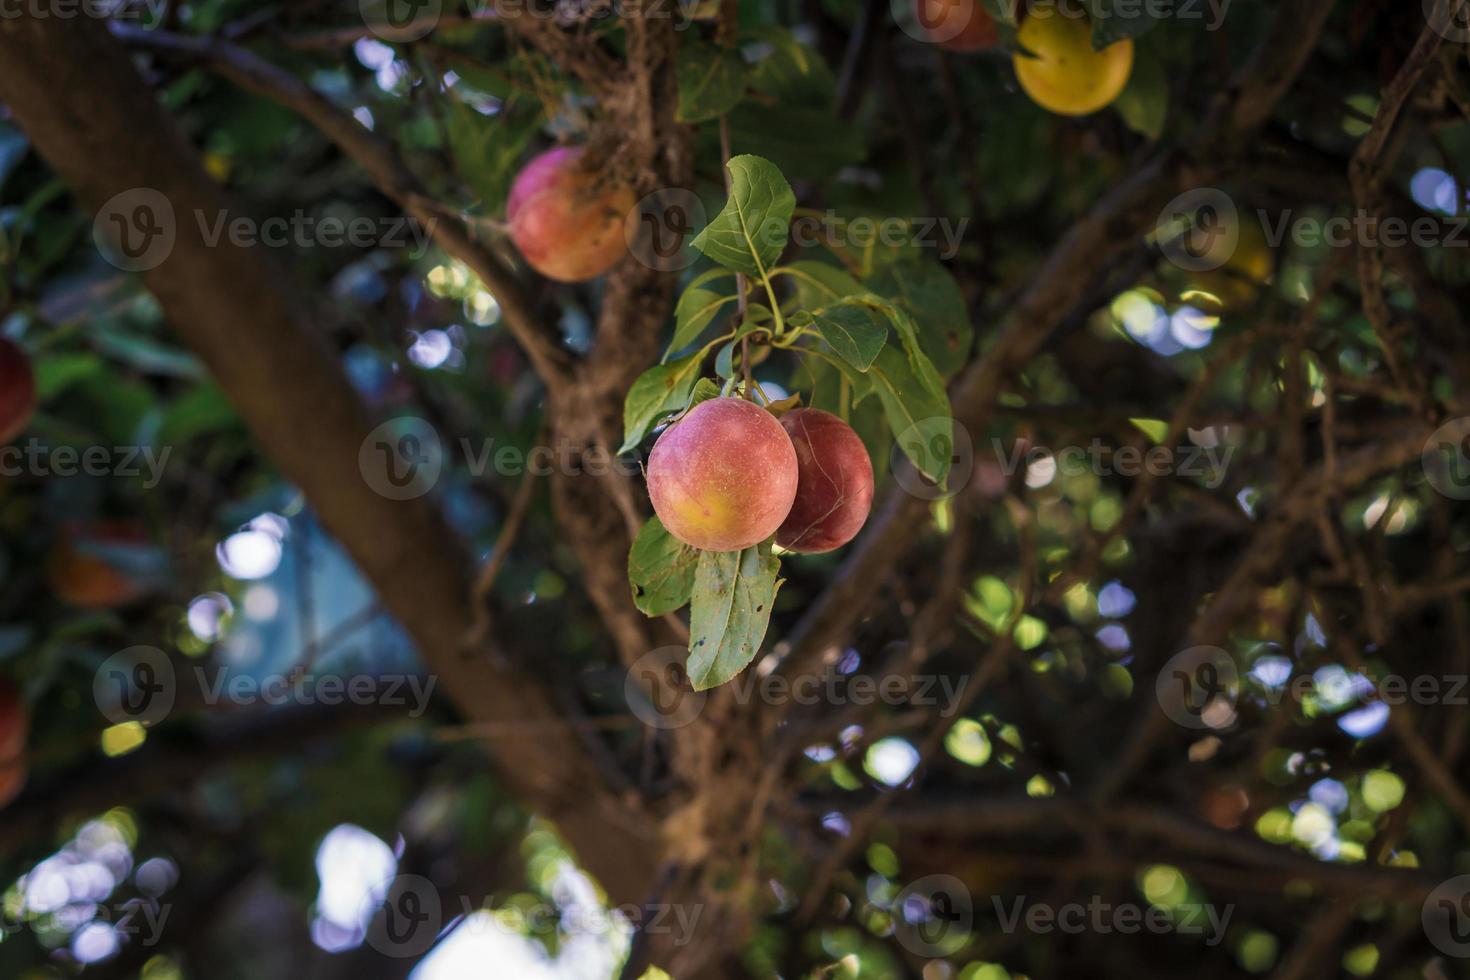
622 155 963 689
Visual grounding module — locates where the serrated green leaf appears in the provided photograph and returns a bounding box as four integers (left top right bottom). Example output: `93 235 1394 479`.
692 155 795 277
619 352 704 453
687 543 782 690
867 345 953 485
803 302 888 371
676 39 750 123
867 259 974 378
628 516 699 616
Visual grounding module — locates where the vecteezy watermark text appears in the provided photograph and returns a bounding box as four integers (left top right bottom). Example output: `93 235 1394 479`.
991 0 1232 30
992 438 1236 490
93 188 438 273
789 211 969 261
625 646 968 729
991 895 1233 946
94 646 437 727
0 441 170 488
360 874 703 957
0 0 166 20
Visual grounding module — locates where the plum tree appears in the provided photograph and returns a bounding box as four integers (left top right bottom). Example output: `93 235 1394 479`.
647 397 798 553
48 522 151 609
507 147 636 283
0 678 27 808
0 337 36 444
913 0 1000 52
776 409 875 554
1013 8 1134 116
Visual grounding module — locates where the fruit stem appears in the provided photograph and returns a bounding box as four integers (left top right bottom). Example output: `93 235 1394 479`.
720 113 758 402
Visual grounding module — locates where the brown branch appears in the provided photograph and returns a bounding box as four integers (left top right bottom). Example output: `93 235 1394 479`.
108 23 575 387
0 11 655 904
1092 421 1435 805
774 0 1341 684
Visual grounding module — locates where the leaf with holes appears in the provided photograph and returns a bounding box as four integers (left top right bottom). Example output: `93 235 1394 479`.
687 543 783 690
628 516 698 616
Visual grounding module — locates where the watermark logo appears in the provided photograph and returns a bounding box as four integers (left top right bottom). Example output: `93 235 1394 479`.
359 0 440 42
624 646 708 730
359 421 649 498
360 417 444 500
363 874 442 958
893 875 973 956
94 646 177 727
893 0 970 46
1426 0 1470 43
892 417 974 501
1157 645 1239 729
625 188 707 273
1424 875 1470 958
1423 418 1470 501
1154 188 1238 273
94 188 176 273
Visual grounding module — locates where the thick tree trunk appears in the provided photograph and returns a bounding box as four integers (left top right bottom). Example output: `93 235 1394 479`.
0 12 659 907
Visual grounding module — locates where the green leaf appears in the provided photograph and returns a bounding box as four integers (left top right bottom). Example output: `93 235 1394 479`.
800 302 888 372
867 346 953 485
692 155 795 278
1114 49 1168 140
159 383 242 446
780 260 866 308
740 25 811 74
619 352 704 453
688 378 721 408
676 39 750 123
867 259 974 378
94 328 206 380
1086 0 1159 48
744 29 832 103
33 353 104 398
444 92 536 213
628 516 699 616
667 283 738 360
1129 417 1169 444
726 104 863 182
981 0 1019 25
687 543 782 690
713 317 767 379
